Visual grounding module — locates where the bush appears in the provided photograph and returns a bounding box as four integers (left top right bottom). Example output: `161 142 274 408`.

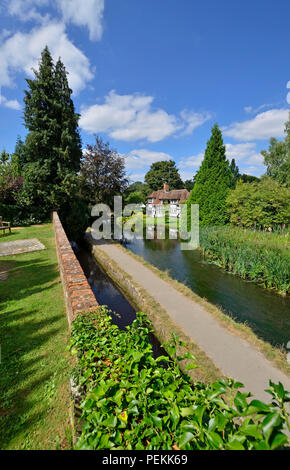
0 203 46 226
227 177 290 230
70 309 289 450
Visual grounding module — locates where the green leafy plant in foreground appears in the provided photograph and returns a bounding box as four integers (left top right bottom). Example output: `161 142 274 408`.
70 309 289 450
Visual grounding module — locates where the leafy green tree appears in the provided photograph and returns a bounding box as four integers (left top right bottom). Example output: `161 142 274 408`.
125 191 145 205
184 179 194 192
186 124 232 226
0 150 23 205
80 136 128 207
124 181 150 204
20 46 83 220
240 174 260 183
261 112 290 187
145 160 183 191
227 177 290 229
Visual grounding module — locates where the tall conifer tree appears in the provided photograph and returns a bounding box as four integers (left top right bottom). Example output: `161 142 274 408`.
187 124 232 226
21 46 82 217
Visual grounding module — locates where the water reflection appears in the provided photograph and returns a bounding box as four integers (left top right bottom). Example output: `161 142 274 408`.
76 247 165 357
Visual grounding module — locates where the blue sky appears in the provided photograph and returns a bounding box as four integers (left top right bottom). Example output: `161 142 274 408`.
0 0 289 183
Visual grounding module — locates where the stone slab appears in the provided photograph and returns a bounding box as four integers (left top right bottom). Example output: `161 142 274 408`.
0 238 45 257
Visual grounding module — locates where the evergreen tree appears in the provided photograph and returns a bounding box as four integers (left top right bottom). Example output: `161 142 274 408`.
186 124 232 226
20 46 83 219
12 135 26 174
229 158 240 187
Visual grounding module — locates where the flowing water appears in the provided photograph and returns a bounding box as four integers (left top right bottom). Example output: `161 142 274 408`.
122 236 290 348
76 246 165 357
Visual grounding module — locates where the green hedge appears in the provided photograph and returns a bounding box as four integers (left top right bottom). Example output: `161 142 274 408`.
0 204 21 221
70 309 289 450
0 204 45 226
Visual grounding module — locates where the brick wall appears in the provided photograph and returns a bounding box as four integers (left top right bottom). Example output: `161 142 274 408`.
53 212 98 327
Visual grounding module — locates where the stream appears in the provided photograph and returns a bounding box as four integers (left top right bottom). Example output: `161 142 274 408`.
76 246 165 357
123 236 290 348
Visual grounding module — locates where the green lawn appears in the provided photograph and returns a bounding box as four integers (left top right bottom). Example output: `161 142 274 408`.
0 224 72 449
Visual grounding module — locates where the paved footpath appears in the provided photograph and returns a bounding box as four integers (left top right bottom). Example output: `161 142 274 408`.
0 238 45 257
97 242 290 401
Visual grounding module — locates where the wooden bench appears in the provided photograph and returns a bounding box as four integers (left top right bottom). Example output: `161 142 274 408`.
0 216 11 236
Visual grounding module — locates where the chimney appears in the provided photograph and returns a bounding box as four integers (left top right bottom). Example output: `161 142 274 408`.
163 182 169 192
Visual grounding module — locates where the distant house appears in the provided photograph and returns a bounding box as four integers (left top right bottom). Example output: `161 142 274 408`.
146 183 190 218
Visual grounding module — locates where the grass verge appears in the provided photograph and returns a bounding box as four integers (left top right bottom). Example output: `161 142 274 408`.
0 224 72 450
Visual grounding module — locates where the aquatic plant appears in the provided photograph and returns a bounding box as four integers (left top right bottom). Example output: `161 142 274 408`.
70 309 289 450
200 227 290 295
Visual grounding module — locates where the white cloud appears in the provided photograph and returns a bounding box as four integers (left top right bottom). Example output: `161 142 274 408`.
7 0 50 23
80 91 180 142
225 142 264 165
223 108 289 141
124 148 202 183
6 0 105 41
0 94 21 110
178 153 204 169
124 148 172 178
126 149 172 168
80 90 210 142
180 110 211 135
243 166 263 177
57 0 105 41
0 22 94 93
244 103 276 114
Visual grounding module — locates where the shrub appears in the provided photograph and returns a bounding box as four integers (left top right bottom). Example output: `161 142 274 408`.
227 178 290 230
0 203 47 226
70 309 289 450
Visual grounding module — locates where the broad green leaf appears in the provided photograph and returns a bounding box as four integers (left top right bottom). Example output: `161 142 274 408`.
270 433 288 450
262 412 282 441
181 407 195 417
178 432 195 449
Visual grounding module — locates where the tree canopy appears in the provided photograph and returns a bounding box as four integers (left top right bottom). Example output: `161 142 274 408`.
261 112 290 187
145 160 183 191
123 181 150 204
80 136 128 207
227 177 290 230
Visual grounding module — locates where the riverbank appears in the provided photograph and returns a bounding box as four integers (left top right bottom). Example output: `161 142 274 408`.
88 238 290 400
199 226 289 295
0 225 72 449
118 242 289 376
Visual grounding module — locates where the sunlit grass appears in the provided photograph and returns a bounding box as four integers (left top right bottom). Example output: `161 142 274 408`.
0 224 72 449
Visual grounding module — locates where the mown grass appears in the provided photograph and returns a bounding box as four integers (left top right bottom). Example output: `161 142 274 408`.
199 226 290 295
0 224 72 450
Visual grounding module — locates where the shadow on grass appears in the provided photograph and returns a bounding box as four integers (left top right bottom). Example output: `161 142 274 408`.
0 257 60 311
0 255 67 449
